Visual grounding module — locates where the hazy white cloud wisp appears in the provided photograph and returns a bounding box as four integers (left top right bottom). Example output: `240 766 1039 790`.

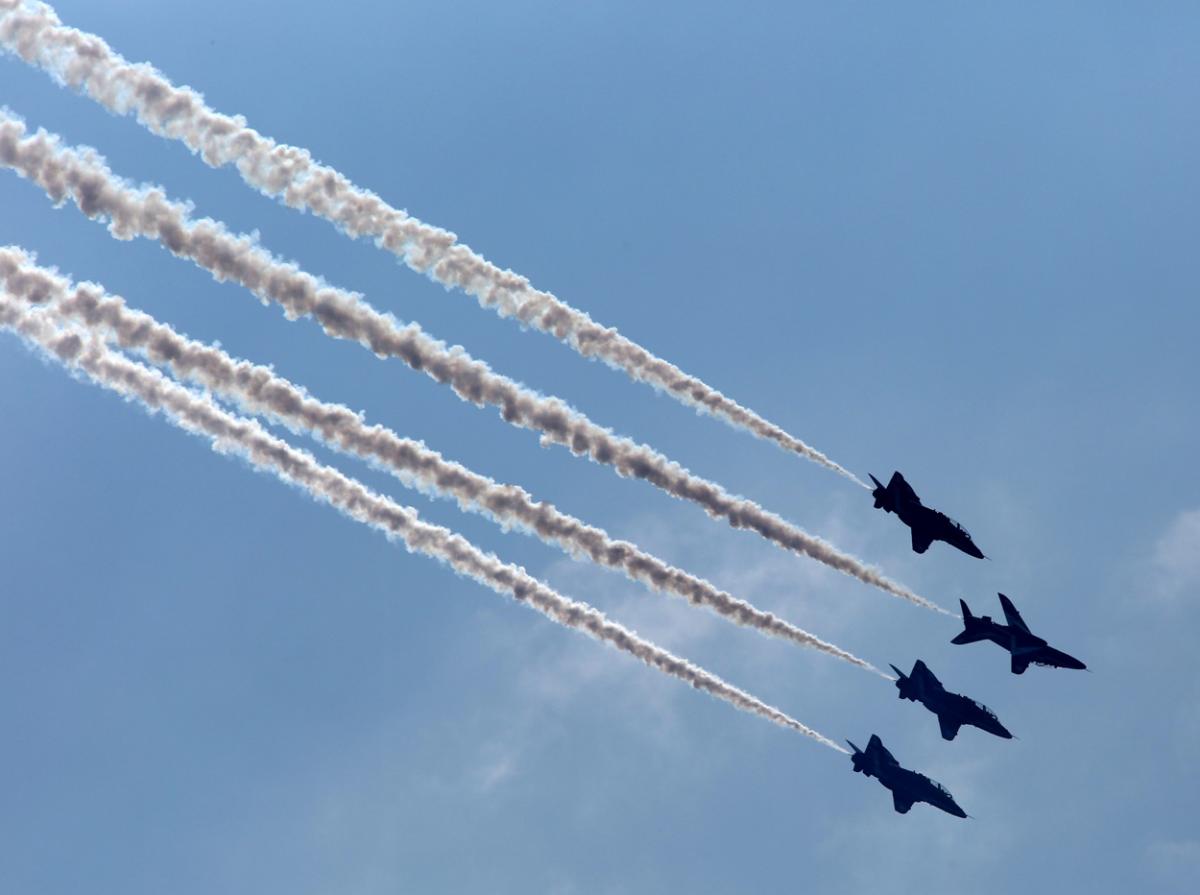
1152 509 1200 601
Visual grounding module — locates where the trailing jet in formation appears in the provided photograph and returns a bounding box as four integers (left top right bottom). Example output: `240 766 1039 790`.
891 659 1013 741
868 471 985 559
952 593 1086 675
847 734 967 818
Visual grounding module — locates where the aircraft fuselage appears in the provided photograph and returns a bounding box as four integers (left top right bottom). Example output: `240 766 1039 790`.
894 660 1013 740
870 471 985 558
952 597 1087 674
848 734 967 818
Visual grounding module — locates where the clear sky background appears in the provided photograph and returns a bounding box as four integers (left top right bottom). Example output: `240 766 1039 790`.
1 2 1197 892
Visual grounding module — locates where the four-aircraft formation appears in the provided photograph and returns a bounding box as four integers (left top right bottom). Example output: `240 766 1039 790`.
850 472 1086 819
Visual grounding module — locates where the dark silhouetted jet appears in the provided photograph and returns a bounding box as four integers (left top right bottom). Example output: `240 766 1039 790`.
891 659 1013 741
847 734 967 818
952 593 1086 675
868 471 984 558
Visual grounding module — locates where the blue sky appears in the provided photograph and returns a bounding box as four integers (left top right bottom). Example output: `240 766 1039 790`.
1 1 1197 891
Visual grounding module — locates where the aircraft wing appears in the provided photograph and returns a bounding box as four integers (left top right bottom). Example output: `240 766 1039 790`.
938 715 962 741
888 472 921 505
998 593 1032 634
911 527 934 554
892 791 915 814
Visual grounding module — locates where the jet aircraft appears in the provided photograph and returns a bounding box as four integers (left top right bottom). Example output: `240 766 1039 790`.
868 471 984 558
891 659 1013 741
952 593 1086 675
847 734 967 818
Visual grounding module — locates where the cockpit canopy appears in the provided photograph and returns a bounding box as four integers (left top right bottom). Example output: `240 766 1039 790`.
948 517 972 539
971 699 1000 722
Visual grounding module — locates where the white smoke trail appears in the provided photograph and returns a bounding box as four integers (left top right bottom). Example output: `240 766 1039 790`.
0 113 943 614
0 285 848 753
0 0 865 487
0 248 884 673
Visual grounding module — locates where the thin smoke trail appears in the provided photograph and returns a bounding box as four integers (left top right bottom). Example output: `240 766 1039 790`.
0 114 943 614
0 0 865 488
0 245 885 675
0 287 848 753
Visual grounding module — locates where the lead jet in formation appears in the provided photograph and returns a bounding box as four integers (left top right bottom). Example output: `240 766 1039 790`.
891 659 1013 741
868 471 985 559
847 734 967 818
952 593 1086 675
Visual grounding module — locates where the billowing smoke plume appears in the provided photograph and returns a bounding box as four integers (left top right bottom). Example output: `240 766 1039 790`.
0 283 848 753
0 0 865 487
0 247 884 673
0 114 942 613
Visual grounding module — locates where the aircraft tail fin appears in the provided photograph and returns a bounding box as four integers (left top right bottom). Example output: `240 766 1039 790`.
847 740 868 775
890 664 913 699
869 473 893 511
951 602 987 645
